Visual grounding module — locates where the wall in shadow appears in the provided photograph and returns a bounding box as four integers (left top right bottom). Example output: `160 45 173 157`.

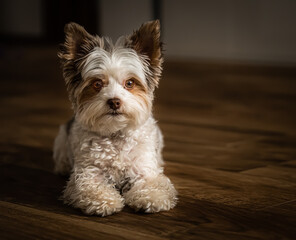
1 0 296 65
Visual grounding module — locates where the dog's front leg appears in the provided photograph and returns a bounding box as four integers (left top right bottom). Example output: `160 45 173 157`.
63 166 124 216
124 173 178 213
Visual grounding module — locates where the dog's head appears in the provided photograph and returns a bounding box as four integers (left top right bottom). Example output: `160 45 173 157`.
58 21 163 136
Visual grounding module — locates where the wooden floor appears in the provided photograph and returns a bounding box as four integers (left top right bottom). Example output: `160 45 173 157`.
0 46 296 240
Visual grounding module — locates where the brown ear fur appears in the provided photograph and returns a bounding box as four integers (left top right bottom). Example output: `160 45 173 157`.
58 22 99 61
128 20 163 88
58 23 101 105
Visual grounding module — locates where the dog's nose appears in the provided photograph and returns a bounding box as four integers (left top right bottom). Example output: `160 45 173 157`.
107 98 121 110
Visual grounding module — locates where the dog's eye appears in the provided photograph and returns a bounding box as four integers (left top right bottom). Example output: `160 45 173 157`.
124 79 135 89
92 80 103 90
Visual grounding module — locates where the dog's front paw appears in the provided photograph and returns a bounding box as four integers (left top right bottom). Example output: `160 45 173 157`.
63 176 124 217
82 195 124 216
124 174 178 213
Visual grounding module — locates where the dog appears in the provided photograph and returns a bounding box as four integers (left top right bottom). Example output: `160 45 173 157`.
53 20 177 216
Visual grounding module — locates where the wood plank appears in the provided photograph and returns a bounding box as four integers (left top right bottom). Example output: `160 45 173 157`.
0 201 164 240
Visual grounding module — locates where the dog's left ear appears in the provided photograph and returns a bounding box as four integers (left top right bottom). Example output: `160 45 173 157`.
128 20 163 88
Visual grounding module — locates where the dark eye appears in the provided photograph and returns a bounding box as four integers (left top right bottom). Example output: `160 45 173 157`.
125 79 135 89
92 79 103 90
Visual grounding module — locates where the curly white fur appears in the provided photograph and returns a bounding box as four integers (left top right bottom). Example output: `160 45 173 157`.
54 117 177 216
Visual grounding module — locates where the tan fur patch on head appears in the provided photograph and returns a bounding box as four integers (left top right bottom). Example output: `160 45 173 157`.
128 79 150 110
78 77 108 105
78 82 98 106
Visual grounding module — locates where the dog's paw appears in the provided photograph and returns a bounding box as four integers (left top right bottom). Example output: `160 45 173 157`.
124 175 178 213
126 191 177 213
63 175 125 217
83 196 124 216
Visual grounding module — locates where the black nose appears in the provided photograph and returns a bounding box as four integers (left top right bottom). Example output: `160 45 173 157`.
107 98 121 110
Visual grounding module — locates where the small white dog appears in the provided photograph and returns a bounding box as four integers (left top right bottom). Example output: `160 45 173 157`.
53 20 177 216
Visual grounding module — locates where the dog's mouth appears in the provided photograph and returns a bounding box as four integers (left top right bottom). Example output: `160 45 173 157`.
106 111 124 116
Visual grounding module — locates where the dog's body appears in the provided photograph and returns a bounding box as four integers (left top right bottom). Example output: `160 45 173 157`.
53 21 177 216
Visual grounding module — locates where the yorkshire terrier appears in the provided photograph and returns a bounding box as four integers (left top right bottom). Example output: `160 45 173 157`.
53 20 177 216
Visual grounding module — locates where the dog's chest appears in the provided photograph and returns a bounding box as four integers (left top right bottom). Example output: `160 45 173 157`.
83 134 140 188
86 134 138 171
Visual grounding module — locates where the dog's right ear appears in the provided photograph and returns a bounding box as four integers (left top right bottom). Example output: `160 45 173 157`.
58 22 99 61
58 23 101 108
